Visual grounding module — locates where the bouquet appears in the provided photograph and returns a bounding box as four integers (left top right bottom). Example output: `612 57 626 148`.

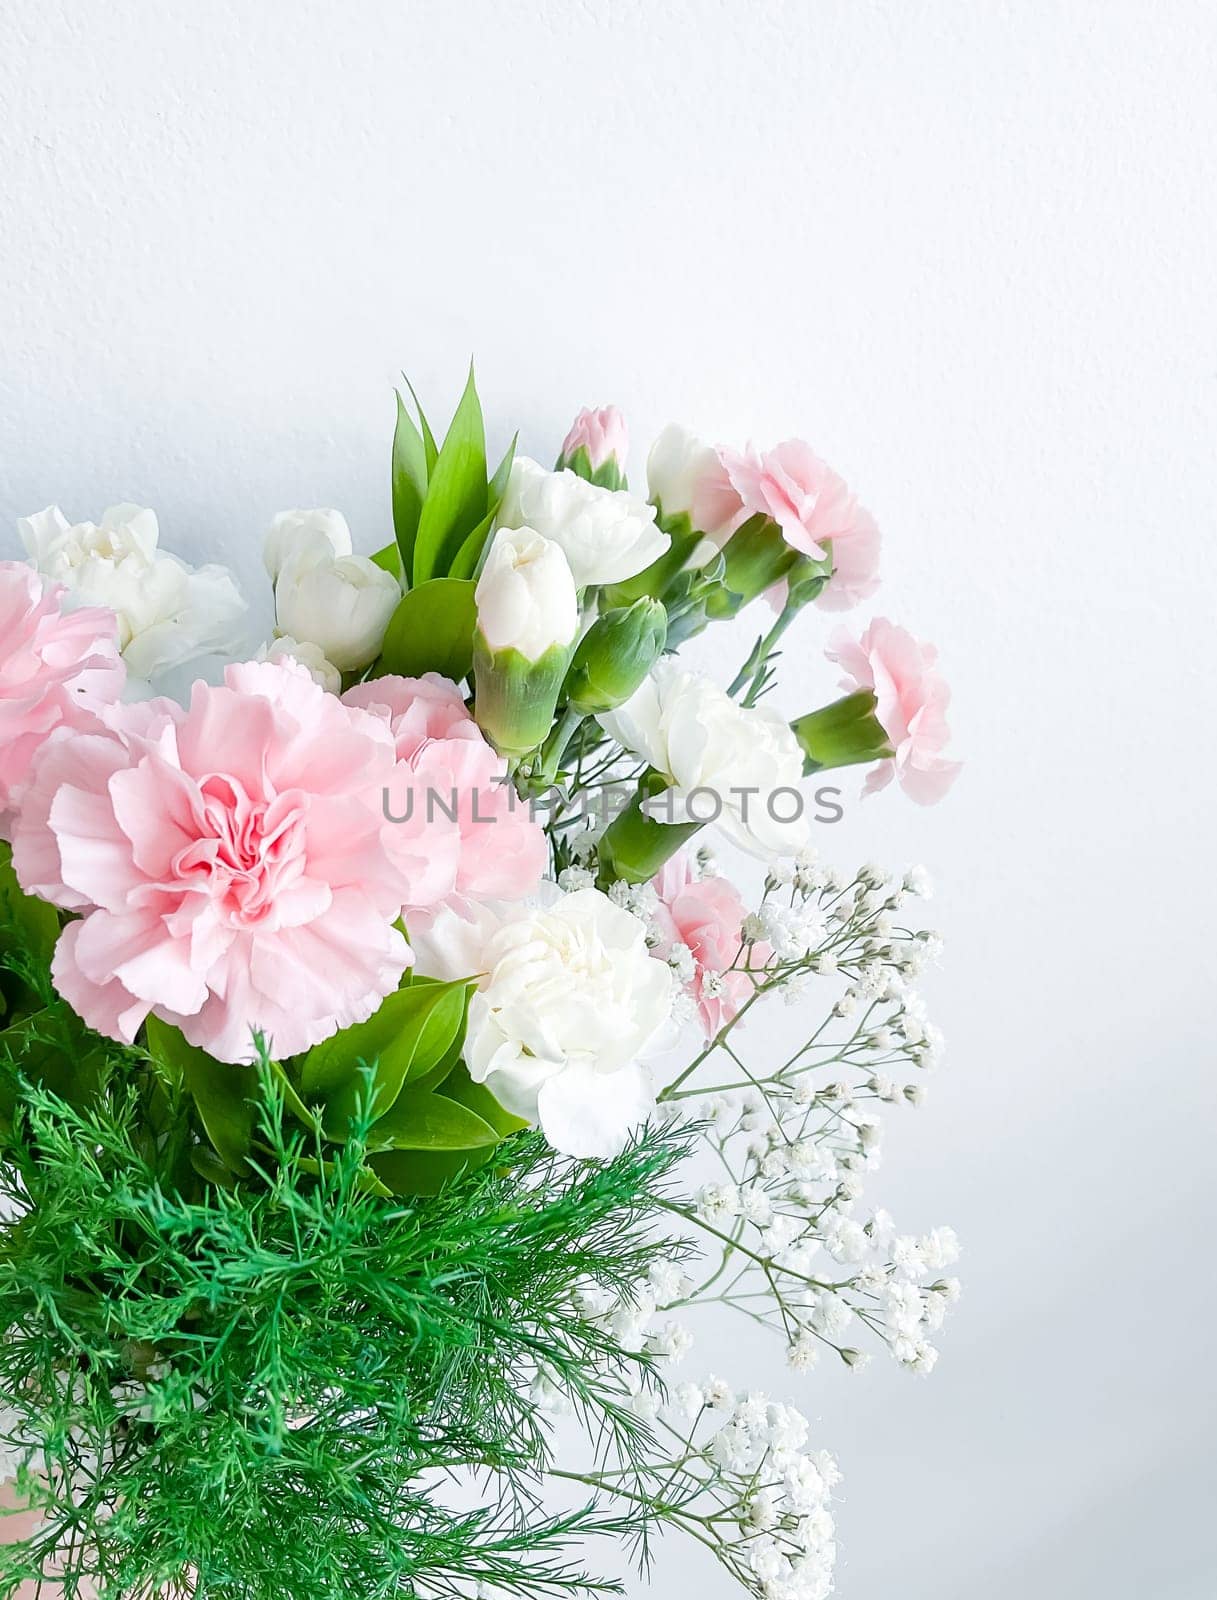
0 372 961 1600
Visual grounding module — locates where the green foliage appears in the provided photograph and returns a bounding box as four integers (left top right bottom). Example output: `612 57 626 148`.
0 1060 692 1599
0 846 57 975
140 979 490 1197
376 577 478 682
413 365 488 584
149 1015 258 1178
391 387 430 577
389 368 514 593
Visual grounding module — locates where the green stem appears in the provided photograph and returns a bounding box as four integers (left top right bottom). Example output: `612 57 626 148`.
534 704 586 788
728 598 800 702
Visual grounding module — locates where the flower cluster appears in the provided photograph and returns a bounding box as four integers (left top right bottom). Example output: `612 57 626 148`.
0 374 962 1600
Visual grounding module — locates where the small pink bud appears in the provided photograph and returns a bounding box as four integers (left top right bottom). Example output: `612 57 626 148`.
559 405 629 474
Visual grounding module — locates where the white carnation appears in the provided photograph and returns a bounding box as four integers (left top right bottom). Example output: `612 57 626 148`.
474 524 578 660
645 422 735 542
599 659 810 856
256 634 342 694
410 887 672 1160
497 456 668 587
274 550 399 673
18 503 247 685
263 508 353 581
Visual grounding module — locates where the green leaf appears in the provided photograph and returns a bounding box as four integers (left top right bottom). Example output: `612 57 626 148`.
391 390 428 576
369 1084 499 1152
296 1154 393 1198
375 577 477 683
0 1006 107 1110
403 375 440 477
412 364 488 583
446 506 497 582
189 1144 239 1190
299 979 472 1134
439 1062 527 1139
445 435 515 582
369 1141 496 1197
371 540 402 579
146 1016 256 1177
400 985 472 1099
0 844 60 968
488 431 518 506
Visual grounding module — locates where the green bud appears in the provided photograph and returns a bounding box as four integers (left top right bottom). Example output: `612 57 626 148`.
564 598 668 715
472 631 572 760
556 442 626 492
791 691 894 775
712 513 803 612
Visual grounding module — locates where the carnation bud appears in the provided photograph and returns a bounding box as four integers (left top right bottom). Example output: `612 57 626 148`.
472 527 578 758
273 552 400 673
603 425 731 611
557 405 628 490
707 513 812 615
257 634 342 695
645 424 724 532
564 598 667 715
790 691 895 774
263 508 353 582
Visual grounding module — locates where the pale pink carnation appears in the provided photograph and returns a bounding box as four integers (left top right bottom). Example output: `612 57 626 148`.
12 659 413 1062
344 674 547 921
0 562 125 837
827 618 961 805
717 440 881 610
651 853 772 1037
560 405 628 472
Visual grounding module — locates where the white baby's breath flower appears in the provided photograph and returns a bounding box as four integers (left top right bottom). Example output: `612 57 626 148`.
557 865 596 892
694 845 719 878
903 864 934 898
697 1183 741 1223
647 1321 694 1364
741 1188 774 1228
746 1489 779 1531
703 1375 735 1410
670 1381 705 1421
667 943 697 984
787 1332 820 1372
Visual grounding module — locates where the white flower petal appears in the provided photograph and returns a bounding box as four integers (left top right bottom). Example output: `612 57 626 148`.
537 1061 654 1160
498 457 668 587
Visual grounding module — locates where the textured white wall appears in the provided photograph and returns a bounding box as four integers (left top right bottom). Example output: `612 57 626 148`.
2 2 1215 1595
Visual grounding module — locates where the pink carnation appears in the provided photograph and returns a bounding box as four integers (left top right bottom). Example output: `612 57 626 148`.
651 853 771 1038
717 440 881 611
344 673 547 921
827 618 961 805
12 659 413 1062
560 405 628 472
0 562 125 836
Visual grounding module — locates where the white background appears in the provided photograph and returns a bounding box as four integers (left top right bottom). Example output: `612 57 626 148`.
2 3 1215 1595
